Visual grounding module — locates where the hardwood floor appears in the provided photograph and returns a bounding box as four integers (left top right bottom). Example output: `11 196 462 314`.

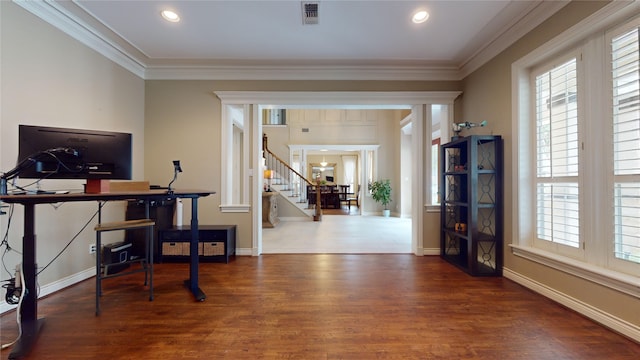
2 255 639 359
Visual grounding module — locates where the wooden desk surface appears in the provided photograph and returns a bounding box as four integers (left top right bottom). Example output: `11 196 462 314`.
0 189 214 204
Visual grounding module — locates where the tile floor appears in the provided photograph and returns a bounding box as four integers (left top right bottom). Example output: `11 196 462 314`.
262 214 412 254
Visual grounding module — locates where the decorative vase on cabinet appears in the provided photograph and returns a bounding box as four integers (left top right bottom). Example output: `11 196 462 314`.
440 135 503 276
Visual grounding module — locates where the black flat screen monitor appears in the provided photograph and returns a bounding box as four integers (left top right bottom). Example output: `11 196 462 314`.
17 125 132 180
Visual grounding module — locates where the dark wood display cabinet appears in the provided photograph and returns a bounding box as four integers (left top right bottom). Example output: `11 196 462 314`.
440 135 503 276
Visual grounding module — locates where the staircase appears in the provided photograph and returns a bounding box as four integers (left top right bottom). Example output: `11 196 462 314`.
269 180 315 218
263 134 319 220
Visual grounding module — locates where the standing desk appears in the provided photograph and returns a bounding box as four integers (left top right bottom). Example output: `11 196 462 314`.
0 189 213 359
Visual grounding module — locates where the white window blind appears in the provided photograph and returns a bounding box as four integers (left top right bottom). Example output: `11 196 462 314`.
534 58 581 248
514 8 640 291
611 27 640 264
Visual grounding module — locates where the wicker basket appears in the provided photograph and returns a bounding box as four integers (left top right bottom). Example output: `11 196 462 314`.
162 242 184 256
202 242 224 256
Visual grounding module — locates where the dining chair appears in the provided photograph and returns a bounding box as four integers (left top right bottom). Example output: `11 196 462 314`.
346 185 360 209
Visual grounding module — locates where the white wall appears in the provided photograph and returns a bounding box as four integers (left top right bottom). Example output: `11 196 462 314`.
0 2 145 309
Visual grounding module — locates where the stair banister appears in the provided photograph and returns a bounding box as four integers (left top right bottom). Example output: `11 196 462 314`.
263 134 320 220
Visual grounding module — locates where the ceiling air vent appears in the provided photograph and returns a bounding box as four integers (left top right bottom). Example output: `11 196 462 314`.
302 2 319 25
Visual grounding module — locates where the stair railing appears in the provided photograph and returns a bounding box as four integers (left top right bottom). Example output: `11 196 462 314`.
263 134 320 220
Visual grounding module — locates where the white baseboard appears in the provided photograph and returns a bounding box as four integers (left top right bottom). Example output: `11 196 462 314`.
422 248 440 256
236 248 254 256
503 267 640 343
1 267 96 315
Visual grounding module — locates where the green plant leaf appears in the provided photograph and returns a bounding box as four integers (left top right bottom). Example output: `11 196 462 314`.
369 179 392 210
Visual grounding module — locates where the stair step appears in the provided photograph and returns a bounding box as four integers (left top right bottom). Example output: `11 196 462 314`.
265 169 313 218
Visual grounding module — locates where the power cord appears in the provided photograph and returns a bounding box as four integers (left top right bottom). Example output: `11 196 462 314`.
36 201 104 276
1 203 20 278
2 275 20 305
0 201 106 350
1 262 25 350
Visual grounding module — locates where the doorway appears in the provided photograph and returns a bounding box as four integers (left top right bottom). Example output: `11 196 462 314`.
262 110 414 254
215 91 461 256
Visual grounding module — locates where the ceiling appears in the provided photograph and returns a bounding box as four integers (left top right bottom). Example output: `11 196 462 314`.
19 1 568 80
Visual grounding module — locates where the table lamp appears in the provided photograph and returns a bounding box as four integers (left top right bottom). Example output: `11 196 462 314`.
263 169 273 192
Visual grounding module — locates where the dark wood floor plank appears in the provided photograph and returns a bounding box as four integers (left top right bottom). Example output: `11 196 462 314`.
1 255 639 359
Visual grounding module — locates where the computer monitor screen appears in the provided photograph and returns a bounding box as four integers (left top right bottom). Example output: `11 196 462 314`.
16 125 132 180
325 176 334 182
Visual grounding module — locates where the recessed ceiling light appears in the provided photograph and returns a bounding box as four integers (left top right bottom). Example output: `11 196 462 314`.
161 10 180 23
412 10 429 24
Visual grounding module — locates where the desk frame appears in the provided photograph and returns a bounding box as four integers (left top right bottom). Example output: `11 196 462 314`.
0 189 212 359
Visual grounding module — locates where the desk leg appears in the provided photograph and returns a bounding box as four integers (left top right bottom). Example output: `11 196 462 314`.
183 197 206 301
9 204 45 359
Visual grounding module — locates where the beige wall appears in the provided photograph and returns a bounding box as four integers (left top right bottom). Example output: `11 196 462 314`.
263 125 290 161
5 0 634 336
1 0 461 303
145 82 459 251
0 2 145 288
461 0 640 328
144 81 253 248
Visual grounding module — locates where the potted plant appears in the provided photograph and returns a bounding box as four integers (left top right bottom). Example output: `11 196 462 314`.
369 179 392 217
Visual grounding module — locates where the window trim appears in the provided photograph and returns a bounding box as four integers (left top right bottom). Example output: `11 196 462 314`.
530 51 584 259
606 18 640 275
219 103 251 213
511 1 640 298
510 244 640 298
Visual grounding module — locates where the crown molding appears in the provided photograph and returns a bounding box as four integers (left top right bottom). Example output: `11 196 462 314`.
458 0 570 79
14 0 146 78
214 91 462 107
15 0 565 81
143 64 461 81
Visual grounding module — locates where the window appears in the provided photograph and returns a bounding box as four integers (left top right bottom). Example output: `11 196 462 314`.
262 108 286 126
219 104 250 212
533 56 581 251
611 26 640 265
431 139 440 204
512 5 640 291
366 149 375 189
342 155 357 193
431 104 449 205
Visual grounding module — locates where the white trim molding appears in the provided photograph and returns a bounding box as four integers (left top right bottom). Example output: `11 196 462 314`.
15 0 567 81
215 91 462 107
219 103 252 213
459 0 570 78
14 0 146 78
422 248 440 256
510 0 640 300
215 90 462 257
144 64 462 82
1 267 95 315
510 245 640 299
218 204 251 213
504 267 640 343
424 205 440 213
235 248 254 257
